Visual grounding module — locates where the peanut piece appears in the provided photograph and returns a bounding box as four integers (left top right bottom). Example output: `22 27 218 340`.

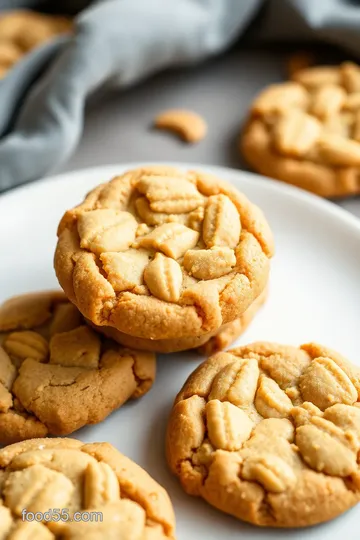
203 194 241 249
317 134 360 166
0 346 16 389
3 331 48 364
135 197 186 226
209 358 259 408
292 66 341 89
183 247 236 280
273 110 321 156
206 399 253 451
77 209 137 255
242 455 297 493
144 253 183 302
4 464 74 516
101 249 150 292
154 109 207 143
136 223 199 259
84 461 120 509
136 174 203 213
255 375 293 419
296 422 357 476
310 84 346 119
299 357 357 410
341 61 360 93
252 82 309 115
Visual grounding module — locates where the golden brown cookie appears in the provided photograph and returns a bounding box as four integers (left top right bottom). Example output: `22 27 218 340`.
55 165 273 341
90 286 268 354
241 62 360 198
0 291 155 444
0 10 73 78
0 437 175 538
167 341 360 527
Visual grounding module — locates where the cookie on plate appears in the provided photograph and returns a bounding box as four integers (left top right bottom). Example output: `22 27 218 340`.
0 291 155 444
90 286 268 354
241 62 360 198
167 341 360 527
0 437 175 538
55 165 273 341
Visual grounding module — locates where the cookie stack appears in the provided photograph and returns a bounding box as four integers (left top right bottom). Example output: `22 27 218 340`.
54 165 273 354
0 165 272 444
0 164 273 537
241 61 360 198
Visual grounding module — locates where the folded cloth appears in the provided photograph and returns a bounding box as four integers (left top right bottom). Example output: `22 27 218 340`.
1 0 360 191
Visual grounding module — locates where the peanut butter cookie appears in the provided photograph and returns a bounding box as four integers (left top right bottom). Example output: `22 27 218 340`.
55 166 273 341
167 341 360 527
0 291 155 444
241 62 360 197
0 437 175 538
0 10 73 78
89 286 267 354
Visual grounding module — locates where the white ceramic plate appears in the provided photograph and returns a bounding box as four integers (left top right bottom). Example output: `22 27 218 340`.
1 163 360 540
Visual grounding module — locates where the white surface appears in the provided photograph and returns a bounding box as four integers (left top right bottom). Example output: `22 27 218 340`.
1 163 360 539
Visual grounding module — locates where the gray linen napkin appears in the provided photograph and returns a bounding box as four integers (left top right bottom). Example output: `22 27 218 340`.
1 0 360 191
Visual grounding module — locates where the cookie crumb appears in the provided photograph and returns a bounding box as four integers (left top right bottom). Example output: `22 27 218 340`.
154 109 207 143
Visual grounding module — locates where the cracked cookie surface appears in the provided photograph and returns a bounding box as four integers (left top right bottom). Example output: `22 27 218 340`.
241 62 360 197
0 437 175 539
166 341 360 527
55 165 273 340
0 291 155 444
89 286 267 354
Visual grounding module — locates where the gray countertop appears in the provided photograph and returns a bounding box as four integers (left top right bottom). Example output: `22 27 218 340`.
59 47 360 220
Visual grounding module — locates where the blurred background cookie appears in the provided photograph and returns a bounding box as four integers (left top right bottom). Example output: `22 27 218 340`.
0 10 73 78
241 62 360 198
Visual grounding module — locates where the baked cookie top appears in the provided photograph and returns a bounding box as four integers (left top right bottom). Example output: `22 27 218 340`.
241 62 360 197
0 291 155 444
0 437 175 539
55 166 274 340
167 342 360 527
